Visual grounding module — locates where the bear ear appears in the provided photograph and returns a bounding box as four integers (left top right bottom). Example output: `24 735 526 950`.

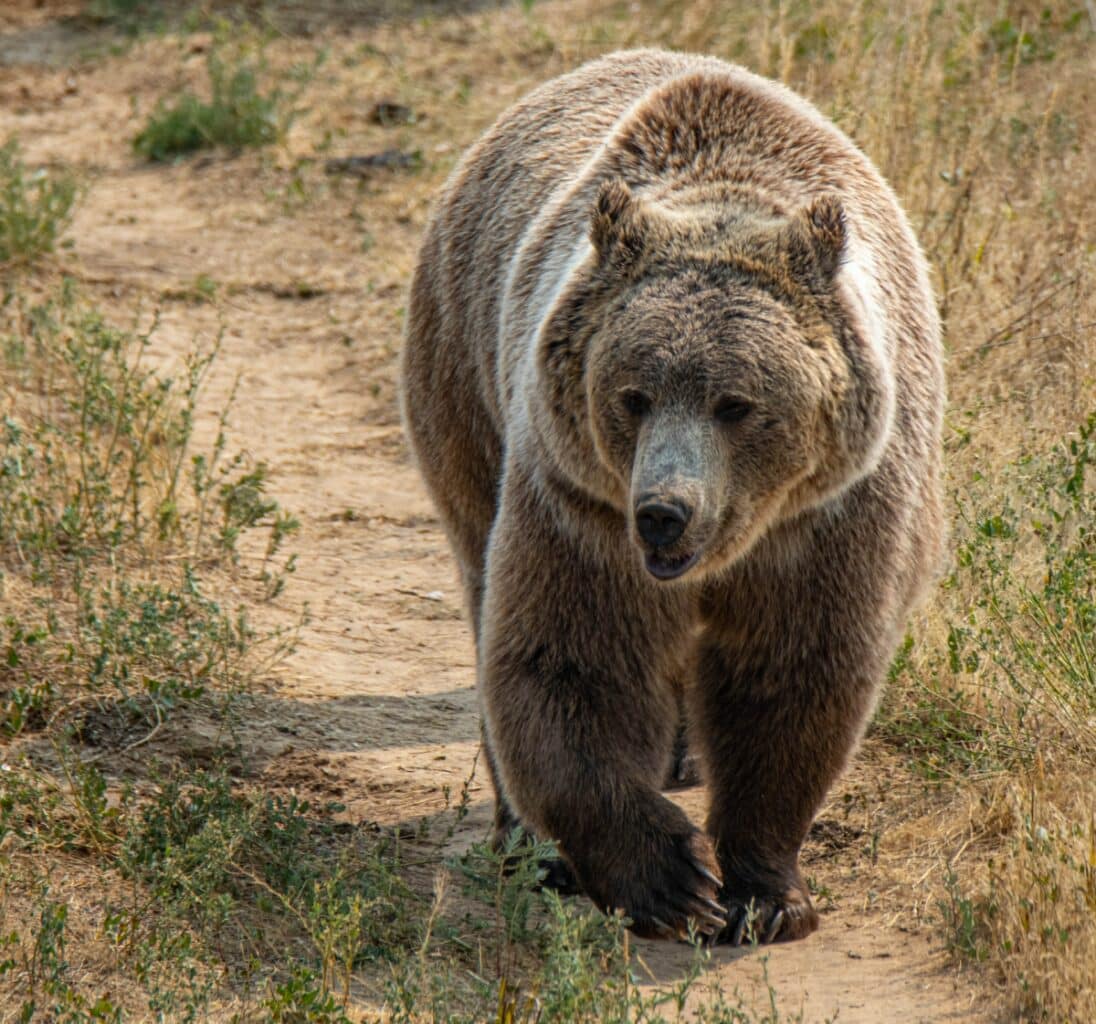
590 178 650 272
782 195 848 283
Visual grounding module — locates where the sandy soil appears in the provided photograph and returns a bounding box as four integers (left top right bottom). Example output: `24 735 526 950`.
0 4 995 1020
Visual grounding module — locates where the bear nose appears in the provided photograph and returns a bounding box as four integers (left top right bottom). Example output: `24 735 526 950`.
635 499 691 548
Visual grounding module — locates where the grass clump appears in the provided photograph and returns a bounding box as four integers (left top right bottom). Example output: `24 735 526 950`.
1 762 418 1022
0 282 298 739
0 140 78 268
881 413 1095 779
384 832 807 1024
0 281 309 1019
83 0 165 27
0 282 299 723
116 772 419 1001
948 413 1095 764
907 417 1095 1020
134 47 290 162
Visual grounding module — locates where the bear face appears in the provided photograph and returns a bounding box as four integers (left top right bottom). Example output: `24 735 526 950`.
541 178 865 584
586 268 842 582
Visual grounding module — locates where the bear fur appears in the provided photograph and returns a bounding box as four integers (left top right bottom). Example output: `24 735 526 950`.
400 49 944 944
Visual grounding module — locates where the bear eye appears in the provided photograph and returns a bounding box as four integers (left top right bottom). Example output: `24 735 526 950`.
621 389 651 418
714 397 753 424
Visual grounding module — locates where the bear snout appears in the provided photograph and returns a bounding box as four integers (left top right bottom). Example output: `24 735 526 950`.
635 497 692 548
633 495 701 581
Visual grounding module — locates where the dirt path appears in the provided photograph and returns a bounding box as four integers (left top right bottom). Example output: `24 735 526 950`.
1 6 992 1021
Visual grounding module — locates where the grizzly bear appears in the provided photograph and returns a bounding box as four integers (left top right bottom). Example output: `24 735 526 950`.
400 49 944 944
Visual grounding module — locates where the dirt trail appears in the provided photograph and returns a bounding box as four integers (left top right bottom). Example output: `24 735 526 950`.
0 5 991 1020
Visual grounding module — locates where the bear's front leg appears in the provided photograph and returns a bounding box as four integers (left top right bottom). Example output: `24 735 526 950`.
696 543 896 945
479 463 725 939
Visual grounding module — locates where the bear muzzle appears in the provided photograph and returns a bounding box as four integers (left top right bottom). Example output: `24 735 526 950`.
634 496 701 580
635 497 691 546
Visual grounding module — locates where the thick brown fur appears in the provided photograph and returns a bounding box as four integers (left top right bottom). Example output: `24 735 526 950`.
400 50 944 944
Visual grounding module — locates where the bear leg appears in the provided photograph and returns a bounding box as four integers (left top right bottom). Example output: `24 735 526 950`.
479 463 725 938
695 566 889 945
484 721 581 893
663 720 702 790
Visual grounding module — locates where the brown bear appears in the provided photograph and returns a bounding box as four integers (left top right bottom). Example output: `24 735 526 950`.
400 49 944 944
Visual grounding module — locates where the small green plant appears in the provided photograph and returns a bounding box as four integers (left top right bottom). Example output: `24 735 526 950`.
134 48 289 161
936 800 1096 1020
456 828 562 971
6 894 124 1023
939 869 994 962
84 0 157 23
111 770 420 1012
879 414 1096 778
0 283 305 1016
0 283 299 739
265 966 352 1024
879 416 1096 1016
165 273 219 304
0 140 78 267
987 13 1060 66
948 413 1095 762
374 832 811 1023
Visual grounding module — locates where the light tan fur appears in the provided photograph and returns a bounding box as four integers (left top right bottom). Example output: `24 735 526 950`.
401 49 944 943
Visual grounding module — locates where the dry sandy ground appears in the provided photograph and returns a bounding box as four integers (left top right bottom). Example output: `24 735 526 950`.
1 3 995 1020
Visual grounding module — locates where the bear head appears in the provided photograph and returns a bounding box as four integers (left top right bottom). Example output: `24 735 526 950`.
537 178 895 583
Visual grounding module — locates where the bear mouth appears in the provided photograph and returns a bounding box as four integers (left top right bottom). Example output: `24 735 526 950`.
644 550 699 581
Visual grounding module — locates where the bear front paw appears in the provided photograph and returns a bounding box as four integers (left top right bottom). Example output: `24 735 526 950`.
600 829 726 940
719 883 819 945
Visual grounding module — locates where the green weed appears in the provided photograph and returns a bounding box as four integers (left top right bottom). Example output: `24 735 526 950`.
265 965 353 1024
1 761 420 1019
878 416 1096 1015
134 47 289 161
83 0 160 26
378 832 812 1023
0 140 78 268
938 798 1096 1019
939 869 994 962
9 895 124 1023
0 283 298 739
0 282 305 1017
879 413 1095 778
948 413 1095 763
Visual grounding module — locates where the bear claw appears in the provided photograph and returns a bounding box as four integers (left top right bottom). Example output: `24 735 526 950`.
693 907 728 934
719 891 817 946
692 862 723 889
700 896 727 917
621 828 725 940
688 898 728 935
